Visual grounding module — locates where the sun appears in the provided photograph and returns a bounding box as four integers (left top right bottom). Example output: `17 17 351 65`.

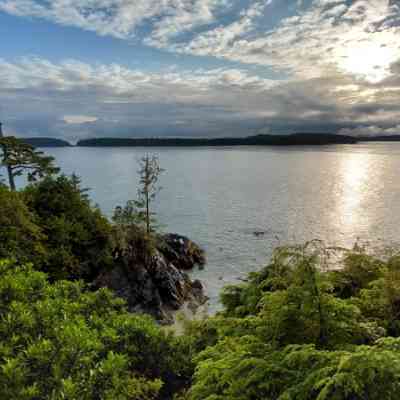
338 41 397 83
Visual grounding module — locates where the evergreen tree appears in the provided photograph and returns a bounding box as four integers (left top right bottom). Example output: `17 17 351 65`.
135 154 164 235
0 124 59 190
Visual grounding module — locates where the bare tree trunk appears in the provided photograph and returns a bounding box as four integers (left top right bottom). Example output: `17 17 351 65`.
146 189 150 235
6 165 16 191
0 122 16 191
145 157 150 235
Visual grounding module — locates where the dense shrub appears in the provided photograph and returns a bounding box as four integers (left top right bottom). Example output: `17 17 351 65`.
188 337 400 400
185 242 400 400
0 260 193 399
23 175 113 281
0 186 45 263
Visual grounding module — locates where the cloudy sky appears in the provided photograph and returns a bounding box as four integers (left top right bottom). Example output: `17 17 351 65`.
0 0 399 140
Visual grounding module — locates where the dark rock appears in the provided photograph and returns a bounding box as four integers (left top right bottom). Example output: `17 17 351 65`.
253 231 266 237
192 279 203 290
159 233 206 270
93 233 208 324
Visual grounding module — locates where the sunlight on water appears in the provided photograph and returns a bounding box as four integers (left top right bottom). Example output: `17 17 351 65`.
339 153 371 233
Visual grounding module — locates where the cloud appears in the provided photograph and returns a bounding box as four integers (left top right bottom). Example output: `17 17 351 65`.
63 115 98 124
2 0 399 85
1 1 399 139
170 0 400 83
1 57 400 140
0 0 228 39
145 0 271 49
339 125 400 137
0 57 277 140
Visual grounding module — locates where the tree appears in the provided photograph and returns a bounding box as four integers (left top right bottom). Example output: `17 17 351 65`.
0 186 45 263
112 200 144 227
23 175 113 281
0 133 59 191
0 260 193 400
111 155 164 267
0 122 14 190
135 154 164 235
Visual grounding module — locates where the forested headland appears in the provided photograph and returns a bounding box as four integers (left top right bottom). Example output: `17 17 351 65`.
19 133 400 148
77 133 358 147
22 137 72 147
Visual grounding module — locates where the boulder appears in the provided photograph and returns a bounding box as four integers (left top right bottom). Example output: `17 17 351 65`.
93 233 207 324
159 233 206 270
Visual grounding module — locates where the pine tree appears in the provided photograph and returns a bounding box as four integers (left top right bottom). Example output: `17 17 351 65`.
0 123 59 190
135 154 164 235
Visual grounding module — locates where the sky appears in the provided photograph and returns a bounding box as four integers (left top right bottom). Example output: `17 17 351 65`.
0 0 399 141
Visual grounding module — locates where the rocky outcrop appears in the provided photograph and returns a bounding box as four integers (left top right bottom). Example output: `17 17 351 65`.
159 233 206 270
94 233 207 324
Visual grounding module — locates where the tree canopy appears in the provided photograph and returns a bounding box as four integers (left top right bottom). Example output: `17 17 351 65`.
0 260 193 400
0 186 45 263
0 136 59 190
23 175 113 281
183 242 400 400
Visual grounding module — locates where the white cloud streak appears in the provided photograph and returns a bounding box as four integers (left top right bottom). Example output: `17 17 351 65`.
172 0 400 81
2 0 399 83
0 0 228 39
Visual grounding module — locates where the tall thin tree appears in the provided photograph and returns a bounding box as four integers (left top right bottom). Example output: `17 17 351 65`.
136 154 164 235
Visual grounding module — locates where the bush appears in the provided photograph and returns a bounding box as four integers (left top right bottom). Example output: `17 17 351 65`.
23 175 113 281
185 243 400 400
188 337 400 400
0 260 192 399
0 186 45 263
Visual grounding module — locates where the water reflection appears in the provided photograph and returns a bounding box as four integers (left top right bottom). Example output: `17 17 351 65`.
333 151 383 246
341 153 369 225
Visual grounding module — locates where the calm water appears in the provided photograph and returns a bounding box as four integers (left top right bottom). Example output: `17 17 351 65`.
40 143 400 310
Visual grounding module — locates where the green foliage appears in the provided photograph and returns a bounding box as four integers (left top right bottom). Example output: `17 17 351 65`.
23 175 113 281
112 200 146 227
0 186 45 263
0 259 193 399
0 136 59 190
188 337 400 400
185 242 400 400
330 245 385 298
111 154 165 265
112 201 158 266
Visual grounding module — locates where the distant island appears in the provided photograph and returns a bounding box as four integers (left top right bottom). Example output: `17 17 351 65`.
17 133 400 148
358 135 400 142
22 137 72 147
77 133 358 147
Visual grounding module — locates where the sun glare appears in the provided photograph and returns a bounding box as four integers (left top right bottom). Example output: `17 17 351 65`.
335 153 371 236
338 41 397 83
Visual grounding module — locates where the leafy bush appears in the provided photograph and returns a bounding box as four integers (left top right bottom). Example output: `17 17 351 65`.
185 242 400 400
112 201 158 266
188 336 400 400
23 175 113 281
0 186 45 263
0 260 192 399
